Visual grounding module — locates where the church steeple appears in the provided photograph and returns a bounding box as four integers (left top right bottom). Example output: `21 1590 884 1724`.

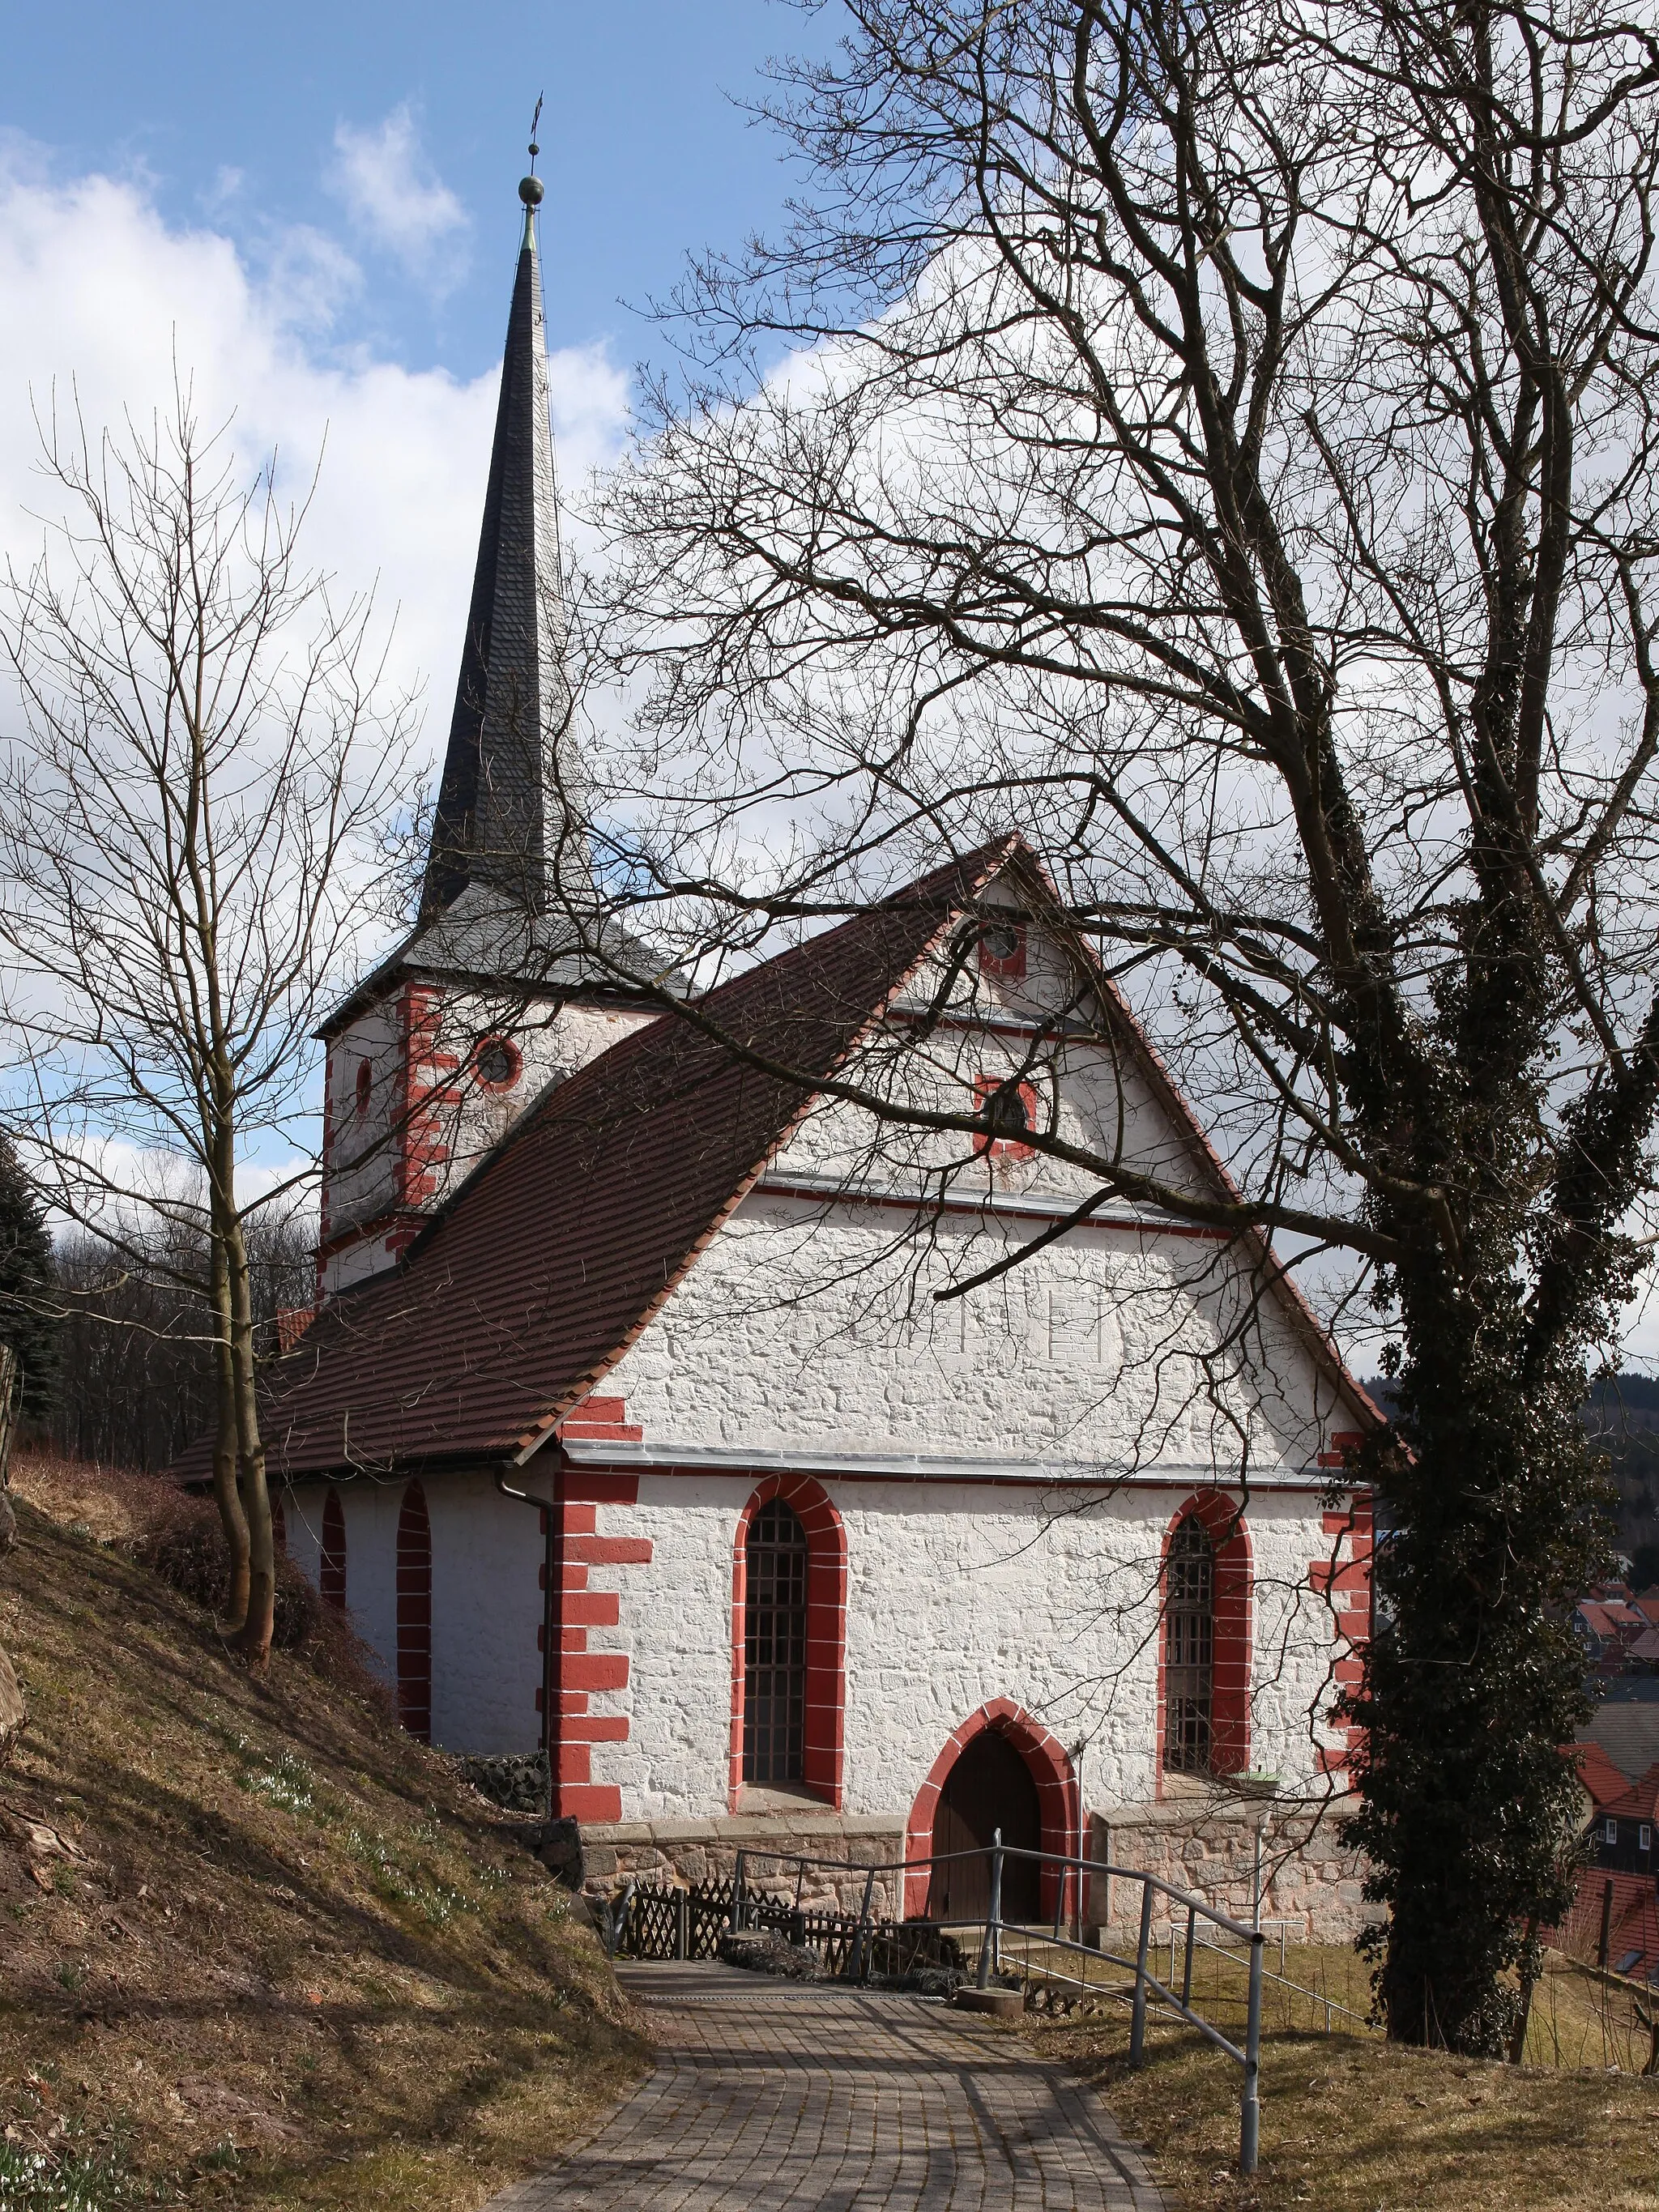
421 166 586 923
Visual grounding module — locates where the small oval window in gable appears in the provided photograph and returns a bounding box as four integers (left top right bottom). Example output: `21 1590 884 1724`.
353 1057 373 1116
978 919 1027 980
474 1036 522 1090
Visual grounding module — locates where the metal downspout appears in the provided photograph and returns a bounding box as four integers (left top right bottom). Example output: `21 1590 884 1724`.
494 1462 560 1823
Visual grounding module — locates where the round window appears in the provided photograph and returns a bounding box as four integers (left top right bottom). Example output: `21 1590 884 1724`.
981 921 1021 965
475 1037 522 1089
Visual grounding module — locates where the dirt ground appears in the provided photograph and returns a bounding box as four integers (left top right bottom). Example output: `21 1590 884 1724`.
0 1473 645 2210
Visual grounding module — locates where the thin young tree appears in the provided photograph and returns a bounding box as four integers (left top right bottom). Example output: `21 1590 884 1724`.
581 0 1659 2048
0 385 412 1668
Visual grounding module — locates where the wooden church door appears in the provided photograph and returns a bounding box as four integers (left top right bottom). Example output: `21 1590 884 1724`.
927 1729 1042 1924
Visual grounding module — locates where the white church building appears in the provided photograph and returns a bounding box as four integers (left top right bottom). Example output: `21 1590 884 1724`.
262 172 1377 1933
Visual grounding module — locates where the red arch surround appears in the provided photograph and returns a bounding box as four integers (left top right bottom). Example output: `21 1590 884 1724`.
730 1474 847 1811
904 1701 1080 1920
320 1490 348 1612
396 1480 433 1743
1156 1492 1253 1788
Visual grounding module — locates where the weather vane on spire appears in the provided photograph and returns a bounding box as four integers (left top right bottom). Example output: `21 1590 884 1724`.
521 93 546 215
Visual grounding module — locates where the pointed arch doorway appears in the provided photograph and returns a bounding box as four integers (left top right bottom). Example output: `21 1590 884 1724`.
926 1728 1043 1924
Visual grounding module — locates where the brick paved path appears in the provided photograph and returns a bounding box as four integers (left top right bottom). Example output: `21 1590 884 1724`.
487 1962 1164 2210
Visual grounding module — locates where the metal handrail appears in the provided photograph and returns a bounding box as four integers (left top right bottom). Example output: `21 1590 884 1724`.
722 1836 1265 2174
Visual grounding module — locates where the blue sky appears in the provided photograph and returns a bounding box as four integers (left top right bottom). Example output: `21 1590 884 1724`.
1 0 820 378
0 2 843 1224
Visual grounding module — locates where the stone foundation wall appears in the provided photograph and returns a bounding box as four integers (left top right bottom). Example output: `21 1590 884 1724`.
1090 1792 1370 1943
578 1809 908 1918
572 1790 1371 1943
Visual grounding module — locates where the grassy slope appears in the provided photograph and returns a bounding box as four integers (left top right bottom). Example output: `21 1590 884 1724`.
0 1486 646 2210
1023 1939 1659 2212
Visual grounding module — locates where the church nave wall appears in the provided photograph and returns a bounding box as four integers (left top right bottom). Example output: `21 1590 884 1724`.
598 1471 1355 1827
604 1192 1341 1480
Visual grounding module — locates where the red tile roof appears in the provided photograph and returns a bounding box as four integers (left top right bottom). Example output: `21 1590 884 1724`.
177 837 1377 1489
1574 1740 1636 1809
1602 1762 1659 1825
1580 1599 1644 1641
199 845 1009 1482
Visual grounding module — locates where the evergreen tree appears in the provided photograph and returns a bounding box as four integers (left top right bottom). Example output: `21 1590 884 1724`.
0 1135 57 1422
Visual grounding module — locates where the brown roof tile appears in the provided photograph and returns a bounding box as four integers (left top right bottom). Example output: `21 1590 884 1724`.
220 845 1007 1482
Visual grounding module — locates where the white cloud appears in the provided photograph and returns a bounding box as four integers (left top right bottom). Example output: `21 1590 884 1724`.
261 224 363 333
0 151 632 1189
204 164 244 215
327 104 469 292
0 152 630 790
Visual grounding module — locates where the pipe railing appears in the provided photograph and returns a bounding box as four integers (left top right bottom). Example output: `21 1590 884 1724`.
721 1837 1265 2175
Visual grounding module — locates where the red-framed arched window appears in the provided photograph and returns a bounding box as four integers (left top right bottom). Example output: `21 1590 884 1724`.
1158 1493 1252 1784
320 1490 348 1612
396 1481 433 1742
730 1475 847 1810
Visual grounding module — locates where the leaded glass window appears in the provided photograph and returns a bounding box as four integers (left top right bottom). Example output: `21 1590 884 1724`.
1164 1515 1214 1773
743 1498 808 1784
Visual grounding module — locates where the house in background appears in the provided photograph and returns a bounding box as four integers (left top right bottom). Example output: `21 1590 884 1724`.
1576 1596 1649 1672
1559 1741 1659 1980
218 171 1380 1939
1590 1764 1659 1882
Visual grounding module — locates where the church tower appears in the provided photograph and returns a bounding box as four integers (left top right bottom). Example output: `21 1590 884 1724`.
316 170 664 1300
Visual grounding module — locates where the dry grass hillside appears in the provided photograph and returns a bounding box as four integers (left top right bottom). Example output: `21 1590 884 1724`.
1023 1935 1659 2212
0 1458 645 2211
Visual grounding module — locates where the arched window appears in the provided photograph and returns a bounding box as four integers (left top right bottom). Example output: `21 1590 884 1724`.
271 1492 287 1551
1164 1515 1215 1773
743 1499 808 1784
396 1481 433 1742
320 1490 347 1611
730 1477 847 1809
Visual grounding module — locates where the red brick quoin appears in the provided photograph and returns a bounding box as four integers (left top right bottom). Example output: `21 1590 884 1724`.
543 1398 653 1823
1310 1482 1373 1780
904 1701 1081 1922
729 1474 848 1813
1154 1491 1253 1790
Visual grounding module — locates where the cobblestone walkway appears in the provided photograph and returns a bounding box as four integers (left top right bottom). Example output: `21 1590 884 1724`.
486 1962 1164 2210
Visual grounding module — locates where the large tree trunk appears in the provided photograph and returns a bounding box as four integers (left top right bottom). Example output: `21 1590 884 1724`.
1349 1255 1602 2052
0 1342 15 1489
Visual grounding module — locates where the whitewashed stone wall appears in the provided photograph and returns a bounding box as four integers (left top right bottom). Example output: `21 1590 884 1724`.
321 991 657 1293
281 1471 545 1754
603 1191 1343 1479
592 1473 1350 1824
282 1460 1355 1847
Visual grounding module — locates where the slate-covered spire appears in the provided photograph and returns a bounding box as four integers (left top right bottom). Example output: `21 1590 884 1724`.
421 171 586 923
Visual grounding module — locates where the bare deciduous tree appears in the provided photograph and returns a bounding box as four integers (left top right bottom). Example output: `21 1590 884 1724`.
572 0 1659 2048
0 385 412 1668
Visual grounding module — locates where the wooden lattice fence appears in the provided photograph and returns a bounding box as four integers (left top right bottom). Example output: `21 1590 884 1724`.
613 1877 736 1961
608 1875 965 1979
